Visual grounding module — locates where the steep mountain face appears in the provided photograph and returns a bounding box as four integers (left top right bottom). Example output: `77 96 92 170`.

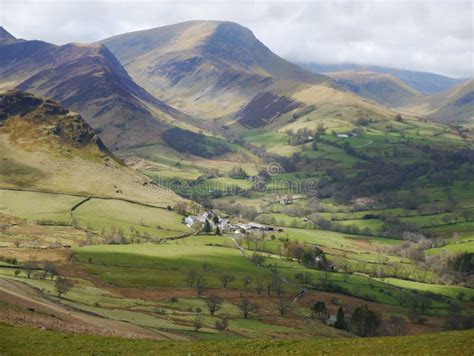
326 71 422 107
401 79 474 124
0 26 18 44
100 21 330 120
0 29 190 151
0 90 184 206
301 62 465 95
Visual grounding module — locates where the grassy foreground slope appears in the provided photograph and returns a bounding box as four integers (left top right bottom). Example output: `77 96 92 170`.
0 90 185 208
0 323 473 355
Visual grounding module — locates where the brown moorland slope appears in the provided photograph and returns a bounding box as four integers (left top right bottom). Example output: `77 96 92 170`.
0 90 184 207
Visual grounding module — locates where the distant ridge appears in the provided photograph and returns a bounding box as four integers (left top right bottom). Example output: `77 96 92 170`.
300 62 466 95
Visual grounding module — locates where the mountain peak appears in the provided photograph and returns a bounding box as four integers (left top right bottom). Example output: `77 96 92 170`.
0 90 99 147
0 26 16 43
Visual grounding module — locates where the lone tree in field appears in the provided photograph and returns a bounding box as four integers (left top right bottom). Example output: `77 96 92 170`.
22 259 38 279
205 295 223 316
13 239 21 248
219 274 235 288
239 298 258 319
193 312 204 332
277 298 291 316
55 277 73 298
196 278 207 297
185 269 198 287
242 275 253 289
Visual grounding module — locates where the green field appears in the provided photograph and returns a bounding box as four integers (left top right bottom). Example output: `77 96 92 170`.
2 323 472 355
0 189 190 240
380 278 474 300
76 238 272 288
0 189 82 223
73 198 190 238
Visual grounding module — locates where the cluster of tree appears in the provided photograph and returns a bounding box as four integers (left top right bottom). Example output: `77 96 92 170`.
310 301 383 336
342 142 368 160
282 242 329 270
229 166 249 179
450 253 473 275
185 269 208 297
286 128 315 146
350 304 382 337
212 201 258 220
379 217 419 239
355 118 372 126
162 128 232 158
18 260 73 298
311 217 375 237
291 105 316 121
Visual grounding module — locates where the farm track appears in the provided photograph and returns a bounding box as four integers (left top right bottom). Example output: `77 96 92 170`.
355 140 373 148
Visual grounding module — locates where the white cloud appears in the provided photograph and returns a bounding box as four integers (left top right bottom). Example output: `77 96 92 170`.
0 0 472 77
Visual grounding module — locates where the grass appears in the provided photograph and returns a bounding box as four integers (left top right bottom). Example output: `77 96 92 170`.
0 189 191 240
0 189 82 223
380 277 474 300
1 323 473 355
73 198 190 238
76 239 272 288
427 241 474 254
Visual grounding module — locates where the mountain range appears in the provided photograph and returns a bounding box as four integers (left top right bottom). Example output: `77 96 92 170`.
0 26 193 151
300 62 466 95
0 18 474 350
1 21 472 157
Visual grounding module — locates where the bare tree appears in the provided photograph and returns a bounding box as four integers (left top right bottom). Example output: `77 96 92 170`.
255 279 263 296
242 275 253 289
239 298 258 319
266 281 273 296
43 262 58 280
196 278 207 297
277 298 291 316
22 259 38 279
388 316 405 336
205 295 223 316
55 277 73 298
219 274 235 288
186 269 198 287
13 239 21 248
250 253 265 267
295 272 310 288
193 312 204 332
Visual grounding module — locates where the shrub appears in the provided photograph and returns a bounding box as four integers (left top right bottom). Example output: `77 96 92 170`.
215 317 229 330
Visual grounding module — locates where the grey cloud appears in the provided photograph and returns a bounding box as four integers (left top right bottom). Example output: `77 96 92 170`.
0 0 472 77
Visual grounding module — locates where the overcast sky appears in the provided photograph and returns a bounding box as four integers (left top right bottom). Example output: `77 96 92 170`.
1 0 472 78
